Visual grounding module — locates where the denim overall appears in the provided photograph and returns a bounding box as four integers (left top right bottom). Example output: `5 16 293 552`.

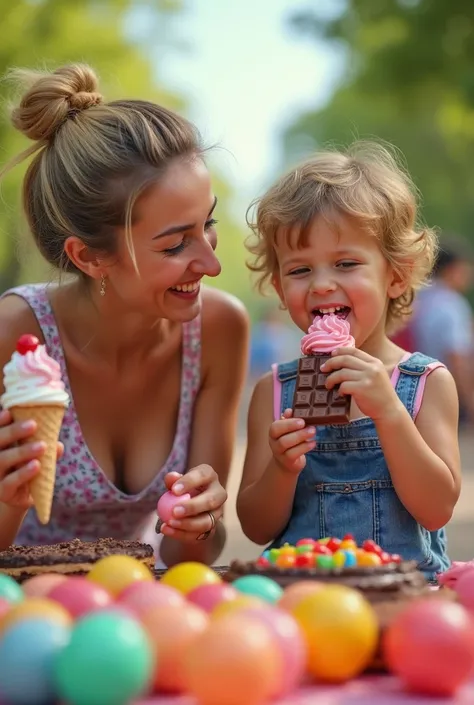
270 352 450 580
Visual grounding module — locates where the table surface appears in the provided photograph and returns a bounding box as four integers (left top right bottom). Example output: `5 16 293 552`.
137 675 474 704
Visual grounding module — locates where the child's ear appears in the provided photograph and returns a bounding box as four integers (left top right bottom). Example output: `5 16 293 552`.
271 273 287 309
387 264 410 300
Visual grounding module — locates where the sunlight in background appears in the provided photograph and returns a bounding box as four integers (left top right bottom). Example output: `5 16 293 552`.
152 0 346 215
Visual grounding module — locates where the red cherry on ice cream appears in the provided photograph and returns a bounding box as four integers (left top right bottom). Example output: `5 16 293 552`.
16 334 39 355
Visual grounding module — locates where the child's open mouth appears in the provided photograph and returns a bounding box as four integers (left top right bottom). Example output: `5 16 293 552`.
312 306 351 319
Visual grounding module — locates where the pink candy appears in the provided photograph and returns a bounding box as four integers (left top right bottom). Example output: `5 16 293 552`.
156 490 191 523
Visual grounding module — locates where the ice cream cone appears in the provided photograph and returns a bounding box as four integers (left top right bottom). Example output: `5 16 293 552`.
11 404 65 524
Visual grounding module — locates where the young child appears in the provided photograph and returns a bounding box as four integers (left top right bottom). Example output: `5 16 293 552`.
237 141 461 578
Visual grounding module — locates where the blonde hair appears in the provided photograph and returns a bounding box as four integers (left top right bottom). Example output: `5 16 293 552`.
246 141 438 331
1 63 202 274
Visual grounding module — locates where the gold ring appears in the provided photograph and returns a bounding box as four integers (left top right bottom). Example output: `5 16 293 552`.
196 511 216 541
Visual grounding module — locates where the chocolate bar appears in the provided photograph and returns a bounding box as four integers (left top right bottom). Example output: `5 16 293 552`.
292 355 350 425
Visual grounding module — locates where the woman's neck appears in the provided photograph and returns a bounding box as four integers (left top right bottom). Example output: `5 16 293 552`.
51 280 176 368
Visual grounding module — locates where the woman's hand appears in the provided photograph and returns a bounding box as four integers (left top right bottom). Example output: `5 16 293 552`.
0 409 63 510
322 347 404 422
159 466 227 542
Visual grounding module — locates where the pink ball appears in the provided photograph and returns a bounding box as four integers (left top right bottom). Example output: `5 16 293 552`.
187 583 239 613
117 581 185 617
0 597 11 619
384 598 474 696
454 569 474 612
240 606 307 697
157 491 191 523
48 577 113 619
22 574 68 599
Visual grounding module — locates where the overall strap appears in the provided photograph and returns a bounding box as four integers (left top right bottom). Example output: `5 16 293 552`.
393 352 446 420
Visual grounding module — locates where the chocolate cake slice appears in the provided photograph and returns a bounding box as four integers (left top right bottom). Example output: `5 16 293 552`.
0 538 155 583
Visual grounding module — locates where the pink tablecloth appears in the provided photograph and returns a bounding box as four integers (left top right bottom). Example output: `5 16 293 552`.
138 675 474 704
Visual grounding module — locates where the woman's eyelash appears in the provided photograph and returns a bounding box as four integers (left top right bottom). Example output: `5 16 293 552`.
163 219 218 257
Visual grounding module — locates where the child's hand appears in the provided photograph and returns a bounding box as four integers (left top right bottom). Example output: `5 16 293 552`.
322 347 403 422
269 409 316 473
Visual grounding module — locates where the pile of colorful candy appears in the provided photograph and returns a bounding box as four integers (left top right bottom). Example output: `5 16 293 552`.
0 557 473 705
257 534 401 569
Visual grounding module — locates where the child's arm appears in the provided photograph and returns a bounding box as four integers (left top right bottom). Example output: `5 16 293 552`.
236 374 316 545
324 347 461 532
375 366 461 531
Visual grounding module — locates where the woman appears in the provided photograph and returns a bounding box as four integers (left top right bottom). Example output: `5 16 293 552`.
0 63 249 566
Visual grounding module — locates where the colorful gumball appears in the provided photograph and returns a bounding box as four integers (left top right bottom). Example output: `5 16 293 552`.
156 490 191 523
86 555 153 597
241 606 307 697
183 614 280 705
48 577 113 619
452 568 474 612
0 597 11 620
117 580 185 617
295 553 314 568
212 595 266 619
0 574 24 604
232 575 283 604
0 618 69 705
292 585 379 682
278 581 324 612
23 573 68 599
383 599 474 696
0 597 72 635
186 583 239 613
54 611 153 705
142 602 208 693
160 562 221 595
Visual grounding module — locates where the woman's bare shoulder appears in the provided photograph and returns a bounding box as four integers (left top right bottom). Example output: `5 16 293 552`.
200 286 249 331
0 293 43 350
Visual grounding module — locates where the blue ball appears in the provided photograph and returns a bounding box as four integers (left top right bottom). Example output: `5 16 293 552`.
232 574 283 603
0 618 69 704
342 549 357 568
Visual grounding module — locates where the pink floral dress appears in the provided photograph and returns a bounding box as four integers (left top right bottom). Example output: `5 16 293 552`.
1 284 201 549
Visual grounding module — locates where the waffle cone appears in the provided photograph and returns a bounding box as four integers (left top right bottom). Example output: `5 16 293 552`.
10 404 65 525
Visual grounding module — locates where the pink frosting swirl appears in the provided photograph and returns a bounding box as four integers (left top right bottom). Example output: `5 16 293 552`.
1 345 69 408
301 314 355 355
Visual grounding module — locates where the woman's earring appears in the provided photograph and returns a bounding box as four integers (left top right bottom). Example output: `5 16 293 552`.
100 274 107 297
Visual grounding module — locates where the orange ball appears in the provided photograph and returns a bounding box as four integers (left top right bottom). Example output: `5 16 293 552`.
0 597 72 635
275 554 296 568
278 581 324 612
358 552 382 567
212 595 265 619
340 539 357 550
142 602 208 693
184 614 281 705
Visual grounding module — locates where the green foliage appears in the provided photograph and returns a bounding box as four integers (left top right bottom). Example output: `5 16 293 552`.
0 0 254 312
286 0 474 238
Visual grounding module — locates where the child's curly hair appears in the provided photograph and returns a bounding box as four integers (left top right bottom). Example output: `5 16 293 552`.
246 140 438 332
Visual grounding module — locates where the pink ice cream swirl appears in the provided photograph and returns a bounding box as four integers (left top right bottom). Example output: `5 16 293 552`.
1 345 69 408
301 314 355 355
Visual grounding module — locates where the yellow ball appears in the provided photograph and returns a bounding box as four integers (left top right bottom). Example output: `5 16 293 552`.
160 562 221 595
86 555 153 596
0 597 72 635
291 585 379 683
279 544 296 557
212 595 265 619
332 550 346 568
357 552 382 567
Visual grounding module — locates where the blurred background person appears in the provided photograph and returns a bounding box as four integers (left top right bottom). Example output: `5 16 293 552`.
410 240 474 426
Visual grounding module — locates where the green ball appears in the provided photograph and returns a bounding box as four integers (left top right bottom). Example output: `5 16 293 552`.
0 574 24 603
233 575 283 603
316 554 334 569
53 612 153 705
268 548 280 563
295 544 313 555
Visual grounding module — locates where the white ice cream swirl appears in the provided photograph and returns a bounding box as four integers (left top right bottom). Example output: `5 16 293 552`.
1 346 69 408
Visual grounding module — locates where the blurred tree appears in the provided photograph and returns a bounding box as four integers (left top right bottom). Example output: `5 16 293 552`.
285 0 474 239
0 0 252 309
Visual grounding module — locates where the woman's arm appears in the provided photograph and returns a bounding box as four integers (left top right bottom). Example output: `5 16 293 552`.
160 288 250 567
376 367 461 531
235 374 300 545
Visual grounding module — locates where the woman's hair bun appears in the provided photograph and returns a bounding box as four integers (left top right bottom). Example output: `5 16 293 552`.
8 63 103 142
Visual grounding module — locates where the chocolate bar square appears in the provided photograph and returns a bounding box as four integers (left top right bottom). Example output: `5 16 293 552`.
292 355 350 425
